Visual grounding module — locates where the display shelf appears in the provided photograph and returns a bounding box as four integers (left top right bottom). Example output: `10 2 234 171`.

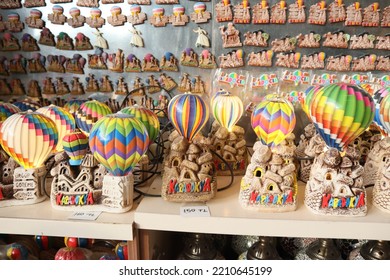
0 199 136 241
135 176 390 241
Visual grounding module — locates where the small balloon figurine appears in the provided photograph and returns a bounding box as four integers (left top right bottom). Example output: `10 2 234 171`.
62 129 89 166
239 95 298 213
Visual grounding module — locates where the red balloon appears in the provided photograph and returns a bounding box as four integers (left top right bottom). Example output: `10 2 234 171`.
55 247 87 260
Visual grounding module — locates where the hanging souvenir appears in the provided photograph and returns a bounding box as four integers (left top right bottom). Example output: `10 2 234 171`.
0 0 21 9
56 77 70 95
288 0 306 23
376 55 390 71
70 77 85 95
345 2 362 26
39 28 55 46
21 33 39 52
150 7 169 27
114 77 128 95
56 32 74 50
128 0 150 4
191 76 206 94
275 52 301 69
351 54 376 72
65 54 86 74
243 30 269 47
4 13 24 33
107 49 124 72
180 48 198 67
362 2 380 27
308 1 326 25
160 52 178 71
42 78 57 95
10 79 26 96
108 6 127 26
376 35 390 50
271 36 296 52
99 75 113 92
199 49 217 69
25 9 45 29
247 50 273 67
326 54 352 71
77 0 99 7
27 53 46 73
381 5 390 27
252 0 270 24
215 0 233 22
270 1 287 24
127 4 147 25
296 32 321 48
158 73 177 91
74 33 93 50
85 74 99 92
129 24 144 47
1 33 20 51
67 7 86 28
0 79 11 95
233 0 251 24
349 33 375 49
322 30 350 48
142 53 160 71
219 49 244 68
88 48 108 69
190 2 211 24
169 5 189 26
48 5 67 25
47 55 66 73
86 8 105 28
328 0 346 23
193 26 210 48
301 52 325 69
220 23 242 48
24 0 45 8
125 54 142 72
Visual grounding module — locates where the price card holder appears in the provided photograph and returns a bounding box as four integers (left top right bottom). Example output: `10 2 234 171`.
68 211 102 221
180 205 211 217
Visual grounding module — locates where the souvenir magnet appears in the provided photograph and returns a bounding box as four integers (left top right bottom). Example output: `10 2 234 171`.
0 79 11 95
252 0 270 24
328 0 346 23
322 30 350 48
70 77 85 95
218 49 244 68
24 0 45 8
362 3 380 27
345 2 362 26
5 13 24 32
191 2 211 24
156 0 178 4
270 1 287 24
125 54 142 72
42 77 56 95
85 74 99 92
169 5 189 26
191 76 206 94
108 49 124 73
296 32 321 48
48 5 67 25
178 73 192 92
142 53 160 71
25 9 45 29
114 77 128 95
243 30 269 47
275 52 301 68
145 75 161 94
381 6 390 27
77 0 99 8
27 80 41 97
56 77 70 95
56 32 74 50
108 6 127 26
129 24 144 47
376 55 390 71
93 29 108 49
9 54 26 74
47 55 66 73
150 7 169 27
0 0 22 9
74 33 93 51
86 8 105 28
198 49 217 69
128 5 147 25
100 75 113 92
88 48 108 69
67 7 86 28
1 33 20 51
219 23 242 48
376 35 390 50
349 33 375 49
128 0 150 4
39 28 56 46
21 33 39 52
158 73 177 91
0 57 9 76
233 0 251 24
326 55 352 71
247 50 273 67
215 0 233 22
160 52 178 71
351 54 376 71
28 53 46 73
271 37 297 52
65 54 86 74
308 1 326 25
180 48 198 67
10 79 25 96
193 26 210 48
288 0 306 23
102 0 123 3
301 52 325 69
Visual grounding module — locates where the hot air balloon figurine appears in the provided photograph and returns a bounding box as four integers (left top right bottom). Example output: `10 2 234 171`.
169 5 189 26
305 83 375 217
75 100 112 136
107 6 127 26
0 112 58 207
25 9 45 29
190 2 211 24
67 7 86 28
62 130 88 166
86 8 105 28
127 4 147 26
150 7 169 27
209 90 247 175
48 5 67 25
239 95 298 212
162 92 217 202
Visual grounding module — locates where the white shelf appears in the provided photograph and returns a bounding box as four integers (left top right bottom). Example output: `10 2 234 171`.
135 176 390 241
0 199 136 241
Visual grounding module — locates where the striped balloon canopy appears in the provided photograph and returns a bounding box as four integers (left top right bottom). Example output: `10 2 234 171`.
301 85 322 118
0 112 58 169
75 100 112 136
211 90 243 132
310 83 374 151
89 113 149 176
63 99 86 116
373 87 390 134
121 105 160 145
0 102 21 123
37 105 76 153
13 100 41 112
378 93 390 136
62 130 88 166
168 92 209 142
251 96 296 147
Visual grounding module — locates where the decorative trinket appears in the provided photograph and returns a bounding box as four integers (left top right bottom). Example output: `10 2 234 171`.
270 1 287 24
93 29 108 49
349 33 375 49
219 49 244 68
86 8 105 28
51 0 72 3
199 49 217 69
48 5 67 25
301 52 325 69
77 0 99 7
129 24 144 47
125 54 142 72
0 57 9 76
156 0 178 3
102 0 123 3
65 54 86 74
381 5 390 27
130 76 145 96
288 0 306 23
150 7 169 27
42 77 56 95
180 48 198 67
193 26 210 48
351 54 376 72
28 53 46 73
328 0 346 23
24 0 45 8
252 0 270 24
114 77 128 95
108 49 124 73
145 75 161 94
243 30 269 47
271 36 296 52
47 55 66 73
233 0 251 24
10 79 26 96
88 48 108 69
160 52 178 71
27 80 41 97
248 50 273 67
376 55 390 71
142 53 160 71
322 30 350 48
39 28 55 46
70 77 85 95
21 33 39 52
4 14 24 33
25 9 45 29
128 0 150 4
190 2 211 24
215 0 233 22
345 2 362 26
219 23 242 48
85 74 99 92
169 5 189 26
0 0 21 9
74 33 93 51
275 52 301 69
376 35 390 50
56 77 70 95
308 1 326 25
158 73 177 91
67 7 86 28
178 73 192 92
0 79 11 95
1 33 20 51
128 5 147 25
362 3 380 27
9 54 26 74
191 76 206 94
108 6 127 26
296 32 321 48
326 55 351 71
56 32 74 50
100 75 113 92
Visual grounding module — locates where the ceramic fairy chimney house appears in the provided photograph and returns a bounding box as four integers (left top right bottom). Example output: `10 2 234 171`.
0 150 20 203
373 147 390 213
364 137 390 187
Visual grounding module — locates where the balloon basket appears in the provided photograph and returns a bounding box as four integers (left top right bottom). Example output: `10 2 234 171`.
239 141 298 213
0 166 46 208
305 148 367 217
161 135 217 202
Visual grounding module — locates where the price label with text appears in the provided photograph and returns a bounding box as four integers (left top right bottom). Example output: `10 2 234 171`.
68 211 102 221
180 206 211 217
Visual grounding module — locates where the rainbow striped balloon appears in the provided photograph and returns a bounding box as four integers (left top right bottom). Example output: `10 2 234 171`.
62 130 88 166
211 90 243 132
379 93 390 135
121 106 160 145
63 99 86 116
89 113 149 176
0 112 58 169
168 93 209 142
373 87 390 134
251 97 296 147
0 102 21 122
301 85 322 118
310 83 374 151
75 100 112 136
37 105 76 153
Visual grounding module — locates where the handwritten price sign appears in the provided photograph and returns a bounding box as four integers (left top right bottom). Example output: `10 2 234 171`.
180 206 211 217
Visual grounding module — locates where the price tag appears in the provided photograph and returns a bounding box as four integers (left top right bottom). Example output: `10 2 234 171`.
180 206 210 217
68 211 102 221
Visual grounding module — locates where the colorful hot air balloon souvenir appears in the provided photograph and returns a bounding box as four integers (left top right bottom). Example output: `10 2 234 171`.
239 95 298 213
89 113 149 212
0 112 58 206
75 100 112 136
62 130 88 166
305 83 373 217
162 92 216 202
210 90 247 175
